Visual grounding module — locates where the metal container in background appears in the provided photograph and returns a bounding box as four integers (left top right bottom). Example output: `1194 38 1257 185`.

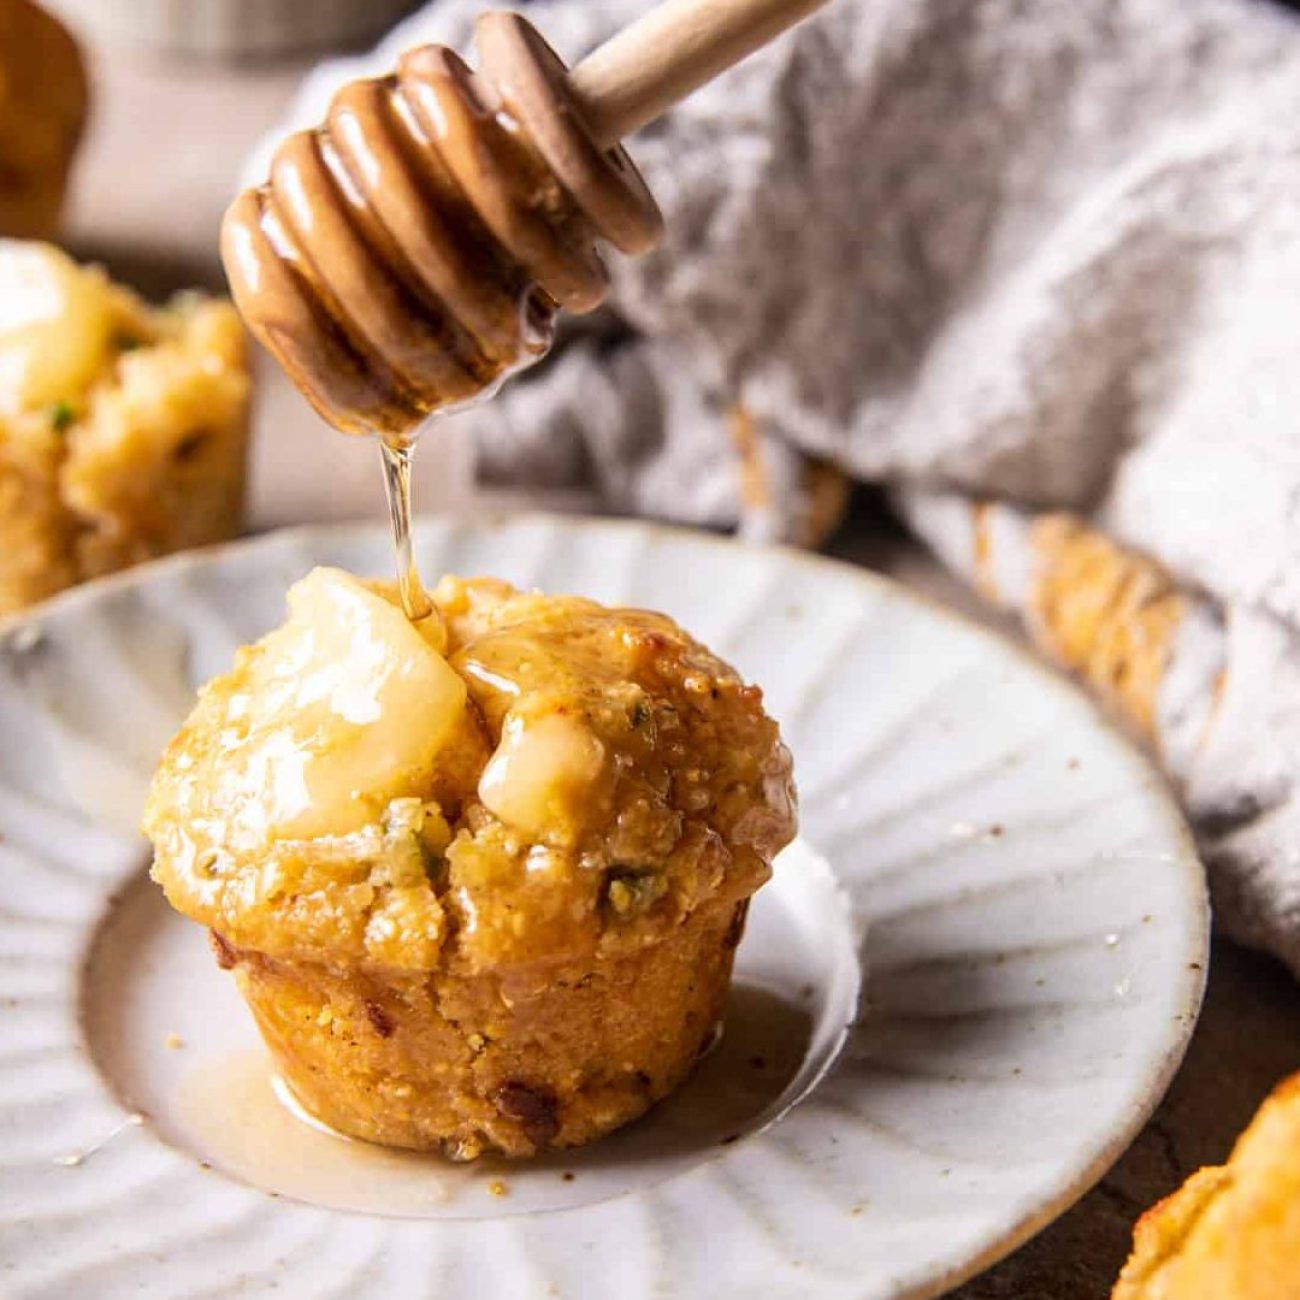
45 0 421 60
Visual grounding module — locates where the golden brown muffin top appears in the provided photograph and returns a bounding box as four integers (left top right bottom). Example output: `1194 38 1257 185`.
146 570 796 973
0 241 249 613
0 242 248 437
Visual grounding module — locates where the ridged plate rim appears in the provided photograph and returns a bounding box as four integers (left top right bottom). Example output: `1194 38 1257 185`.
0 513 1208 1300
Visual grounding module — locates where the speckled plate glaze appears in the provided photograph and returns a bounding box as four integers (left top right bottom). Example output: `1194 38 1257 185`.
0 515 1207 1299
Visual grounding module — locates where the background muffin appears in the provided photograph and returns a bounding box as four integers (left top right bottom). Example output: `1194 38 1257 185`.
146 569 797 1158
0 241 251 614
1113 1071 1300 1300
0 0 88 238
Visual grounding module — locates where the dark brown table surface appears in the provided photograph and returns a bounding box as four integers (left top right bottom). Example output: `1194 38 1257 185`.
48 19 1300 1297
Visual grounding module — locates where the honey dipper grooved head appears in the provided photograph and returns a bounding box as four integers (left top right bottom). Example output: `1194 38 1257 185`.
221 11 663 439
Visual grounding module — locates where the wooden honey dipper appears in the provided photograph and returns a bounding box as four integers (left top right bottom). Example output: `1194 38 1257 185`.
223 0 826 436
222 0 826 614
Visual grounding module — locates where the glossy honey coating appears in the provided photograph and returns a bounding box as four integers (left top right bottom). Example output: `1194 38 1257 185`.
145 570 795 1157
221 13 662 438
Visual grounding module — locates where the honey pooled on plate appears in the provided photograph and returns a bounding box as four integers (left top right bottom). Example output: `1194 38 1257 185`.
0 241 251 614
145 569 796 1159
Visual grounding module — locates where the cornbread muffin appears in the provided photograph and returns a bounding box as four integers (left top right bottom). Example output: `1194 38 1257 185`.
0 241 251 614
146 569 796 1158
1113 1072 1300 1300
0 0 88 238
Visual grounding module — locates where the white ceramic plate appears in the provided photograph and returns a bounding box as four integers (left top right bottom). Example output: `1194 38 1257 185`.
0 515 1206 1299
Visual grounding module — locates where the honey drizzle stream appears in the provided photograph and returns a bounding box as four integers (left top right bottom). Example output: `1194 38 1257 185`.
378 437 433 621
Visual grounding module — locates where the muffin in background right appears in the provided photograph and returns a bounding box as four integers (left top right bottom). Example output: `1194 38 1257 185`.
1113 1071 1300 1300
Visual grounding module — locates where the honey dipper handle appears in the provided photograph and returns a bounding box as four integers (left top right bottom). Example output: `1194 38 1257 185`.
567 0 829 148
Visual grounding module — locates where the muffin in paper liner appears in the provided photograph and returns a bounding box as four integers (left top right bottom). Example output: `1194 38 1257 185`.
146 569 796 1159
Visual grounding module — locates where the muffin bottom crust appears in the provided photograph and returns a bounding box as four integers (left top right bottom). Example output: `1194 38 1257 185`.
220 899 748 1160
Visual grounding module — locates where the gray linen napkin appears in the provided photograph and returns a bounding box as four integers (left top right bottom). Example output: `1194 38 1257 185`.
252 0 1300 977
